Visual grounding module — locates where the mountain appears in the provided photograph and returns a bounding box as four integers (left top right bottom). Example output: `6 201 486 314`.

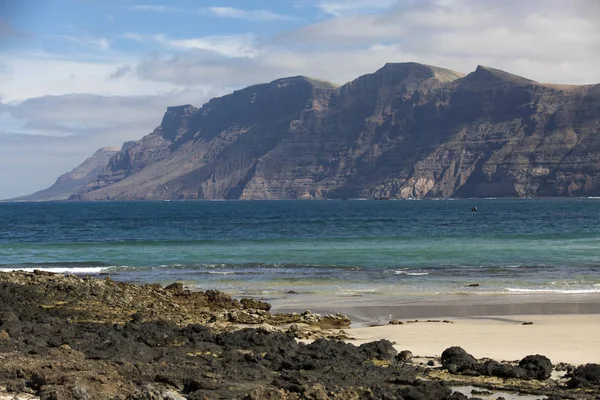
71 62 600 200
10 146 121 201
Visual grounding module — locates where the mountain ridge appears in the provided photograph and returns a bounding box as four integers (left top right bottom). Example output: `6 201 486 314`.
24 61 600 201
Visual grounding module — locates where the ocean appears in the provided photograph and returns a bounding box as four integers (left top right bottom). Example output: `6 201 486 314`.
1 199 600 306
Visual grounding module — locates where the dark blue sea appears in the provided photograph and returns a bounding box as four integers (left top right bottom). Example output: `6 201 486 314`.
1 199 600 303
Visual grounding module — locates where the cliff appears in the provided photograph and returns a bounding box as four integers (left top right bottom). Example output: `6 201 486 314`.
71 63 600 200
11 147 120 201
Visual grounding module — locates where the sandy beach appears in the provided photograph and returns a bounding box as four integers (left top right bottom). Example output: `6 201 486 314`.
276 294 600 365
348 314 600 365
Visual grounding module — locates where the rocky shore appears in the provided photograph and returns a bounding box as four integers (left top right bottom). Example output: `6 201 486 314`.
0 271 599 399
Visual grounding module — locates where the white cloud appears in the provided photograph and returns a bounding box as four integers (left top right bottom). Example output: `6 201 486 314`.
316 0 397 16
135 44 437 88
127 5 182 12
109 64 132 79
205 6 294 21
4 92 202 137
133 0 600 89
0 89 210 198
153 33 260 58
50 35 111 51
121 32 145 42
277 0 600 84
0 52 184 102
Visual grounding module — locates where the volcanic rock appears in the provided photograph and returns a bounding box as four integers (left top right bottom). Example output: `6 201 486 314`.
441 346 478 373
518 354 553 380
567 363 600 388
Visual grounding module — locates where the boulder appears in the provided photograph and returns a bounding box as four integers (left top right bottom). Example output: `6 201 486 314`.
519 354 553 380
397 350 414 363
477 360 526 379
441 347 478 373
396 381 452 400
164 282 184 292
567 363 600 388
359 339 398 361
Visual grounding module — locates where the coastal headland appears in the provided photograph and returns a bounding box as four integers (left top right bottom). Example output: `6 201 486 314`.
1 271 599 399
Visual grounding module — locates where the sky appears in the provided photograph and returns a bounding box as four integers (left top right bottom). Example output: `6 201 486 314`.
1 0 600 199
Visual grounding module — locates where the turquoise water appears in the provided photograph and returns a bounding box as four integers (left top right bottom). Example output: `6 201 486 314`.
1 199 600 299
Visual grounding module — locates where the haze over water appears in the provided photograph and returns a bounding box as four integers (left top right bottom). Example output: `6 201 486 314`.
1 199 600 302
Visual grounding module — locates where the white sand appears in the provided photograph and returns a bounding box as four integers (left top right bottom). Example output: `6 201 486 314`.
347 314 600 365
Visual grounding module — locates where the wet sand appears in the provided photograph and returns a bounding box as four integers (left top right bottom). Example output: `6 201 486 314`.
271 293 600 325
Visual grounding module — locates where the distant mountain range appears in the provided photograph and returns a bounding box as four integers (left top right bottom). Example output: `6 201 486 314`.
17 62 600 201
10 146 121 201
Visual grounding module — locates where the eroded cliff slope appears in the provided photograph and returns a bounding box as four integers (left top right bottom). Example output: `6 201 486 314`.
72 63 600 200
12 146 120 201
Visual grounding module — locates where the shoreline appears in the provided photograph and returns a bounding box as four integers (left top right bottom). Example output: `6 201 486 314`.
277 293 600 365
271 292 600 326
347 314 600 365
1 271 599 399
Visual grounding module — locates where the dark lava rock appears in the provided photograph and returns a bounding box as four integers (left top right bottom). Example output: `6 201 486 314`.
441 346 478 373
0 271 578 400
33 269 56 276
397 380 452 400
446 393 468 400
479 360 527 379
567 363 600 388
359 339 398 361
165 282 184 292
397 350 413 363
243 387 290 399
471 389 493 396
240 298 271 311
519 354 553 380
440 348 553 381
205 290 240 310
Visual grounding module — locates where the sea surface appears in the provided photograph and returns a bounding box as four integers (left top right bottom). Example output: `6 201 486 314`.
1 199 600 305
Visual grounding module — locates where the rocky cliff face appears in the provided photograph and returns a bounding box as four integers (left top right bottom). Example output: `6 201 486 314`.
72 63 600 200
12 147 120 201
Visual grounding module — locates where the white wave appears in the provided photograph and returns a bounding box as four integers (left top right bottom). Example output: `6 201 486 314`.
338 288 379 295
394 270 429 276
506 287 600 294
0 267 108 274
550 280 599 286
207 271 236 275
201 263 229 269
457 265 522 269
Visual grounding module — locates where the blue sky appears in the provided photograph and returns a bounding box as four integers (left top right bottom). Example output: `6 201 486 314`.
4 0 314 54
1 0 600 199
